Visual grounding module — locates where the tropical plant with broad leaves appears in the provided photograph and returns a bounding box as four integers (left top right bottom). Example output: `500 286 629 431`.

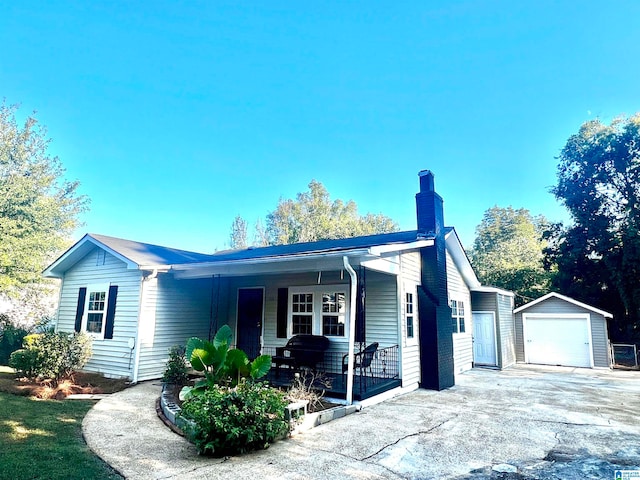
180 325 272 400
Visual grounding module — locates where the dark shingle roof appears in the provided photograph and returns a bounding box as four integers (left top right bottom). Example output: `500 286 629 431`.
89 234 217 266
206 230 423 262
45 230 431 278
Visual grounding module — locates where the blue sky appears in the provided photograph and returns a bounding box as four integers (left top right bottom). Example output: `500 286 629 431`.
2 1 640 253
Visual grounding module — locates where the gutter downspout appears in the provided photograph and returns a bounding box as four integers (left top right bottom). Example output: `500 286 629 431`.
132 269 159 383
343 256 357 406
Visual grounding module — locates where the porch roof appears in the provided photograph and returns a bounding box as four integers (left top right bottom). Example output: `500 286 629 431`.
171 230 435 278
43 230 436 279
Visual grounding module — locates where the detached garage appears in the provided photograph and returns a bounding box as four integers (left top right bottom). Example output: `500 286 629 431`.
514 292 612 369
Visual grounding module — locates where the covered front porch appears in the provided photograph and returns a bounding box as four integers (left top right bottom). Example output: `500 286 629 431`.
261 344 400 401
169 236 428 403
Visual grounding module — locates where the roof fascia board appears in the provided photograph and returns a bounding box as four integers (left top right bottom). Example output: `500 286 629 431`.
444 229 481 289
173 255 364 279
471 286 515 297
171 248 373 279
43 234 140 278
360 256 400 275
513 292 613 318
369 239 434 255
172 248 373 271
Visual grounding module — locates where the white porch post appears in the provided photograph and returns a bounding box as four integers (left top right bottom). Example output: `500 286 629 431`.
343 256 357 405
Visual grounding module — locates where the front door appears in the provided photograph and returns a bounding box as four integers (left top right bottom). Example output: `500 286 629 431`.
236 288 264 359
472 312 497 366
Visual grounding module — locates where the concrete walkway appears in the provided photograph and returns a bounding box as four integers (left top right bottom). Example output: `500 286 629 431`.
83 365 640 479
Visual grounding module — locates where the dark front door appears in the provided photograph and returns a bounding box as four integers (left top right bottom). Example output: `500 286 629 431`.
236 288 264 359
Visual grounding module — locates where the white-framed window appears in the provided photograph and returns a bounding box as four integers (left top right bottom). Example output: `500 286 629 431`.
292 293 313 335
403 283 418 345
84 284 110 338
450 299 466 334
405 291 415 339
289 286 349 338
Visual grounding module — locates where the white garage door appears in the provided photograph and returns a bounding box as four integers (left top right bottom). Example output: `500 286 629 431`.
524 315 592 368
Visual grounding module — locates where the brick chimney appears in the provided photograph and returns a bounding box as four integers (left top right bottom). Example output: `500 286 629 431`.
416 170 443 236
415 170 454 390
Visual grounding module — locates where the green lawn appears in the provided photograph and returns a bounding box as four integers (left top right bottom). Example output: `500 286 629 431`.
0 392 122 480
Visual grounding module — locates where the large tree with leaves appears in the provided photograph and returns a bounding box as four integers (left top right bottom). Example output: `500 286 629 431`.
265 180 398 245
0 103 87 301
231 180 398 246
547 114 640 341
469 206 551 305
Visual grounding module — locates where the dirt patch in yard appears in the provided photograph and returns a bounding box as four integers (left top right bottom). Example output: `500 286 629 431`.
0 370 129 399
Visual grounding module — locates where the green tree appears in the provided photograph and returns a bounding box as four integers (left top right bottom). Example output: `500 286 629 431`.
548 114 640 341
469 206 551 305
265 180 398 245
229 215 248 249
253 218 269 247
0 103 88 302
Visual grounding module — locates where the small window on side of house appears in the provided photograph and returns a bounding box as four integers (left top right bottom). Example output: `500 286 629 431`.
406 292 414 338
450 299 465 334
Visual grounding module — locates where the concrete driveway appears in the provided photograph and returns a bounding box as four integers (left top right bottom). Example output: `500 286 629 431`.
83 364 640 479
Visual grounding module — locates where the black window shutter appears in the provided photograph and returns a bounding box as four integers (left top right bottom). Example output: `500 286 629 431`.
104 285 118 339
276 288 288 338
74 288 87 333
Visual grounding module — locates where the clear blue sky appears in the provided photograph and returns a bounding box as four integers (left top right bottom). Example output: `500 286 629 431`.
2 1 640 253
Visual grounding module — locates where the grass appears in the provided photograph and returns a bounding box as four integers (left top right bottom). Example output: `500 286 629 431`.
0 392 122 479
0 367 129 479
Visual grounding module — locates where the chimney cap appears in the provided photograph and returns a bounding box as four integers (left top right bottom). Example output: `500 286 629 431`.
418 170 435 193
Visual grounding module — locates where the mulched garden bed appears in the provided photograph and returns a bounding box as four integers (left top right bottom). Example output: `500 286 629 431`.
0 370 130 399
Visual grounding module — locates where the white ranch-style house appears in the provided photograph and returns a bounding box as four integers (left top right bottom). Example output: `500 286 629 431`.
44 170 613 405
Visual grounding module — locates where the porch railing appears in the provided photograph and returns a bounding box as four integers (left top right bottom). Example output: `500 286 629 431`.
260 344 400 400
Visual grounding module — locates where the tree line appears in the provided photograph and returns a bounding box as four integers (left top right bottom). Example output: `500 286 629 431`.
469 115 640 343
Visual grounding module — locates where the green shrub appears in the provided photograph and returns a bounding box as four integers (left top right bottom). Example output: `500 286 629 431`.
0 314 30 365
9 331 92 383
180 325 272 399
162 345 189 386
6 347 40 378
179 380 289 456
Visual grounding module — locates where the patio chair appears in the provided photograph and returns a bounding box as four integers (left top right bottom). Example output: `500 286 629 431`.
342 342 379 378
272 335 330 374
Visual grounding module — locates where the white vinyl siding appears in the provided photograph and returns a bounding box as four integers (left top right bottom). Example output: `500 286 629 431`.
56 247 141 379
135 276 212 381
399 251 421 387
497 293 516 368
365 270 400 349
446 251 472 374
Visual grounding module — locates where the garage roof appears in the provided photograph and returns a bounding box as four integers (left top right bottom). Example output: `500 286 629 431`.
513 292 613 318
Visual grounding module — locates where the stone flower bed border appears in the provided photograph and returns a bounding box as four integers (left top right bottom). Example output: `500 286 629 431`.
158 384 360 437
